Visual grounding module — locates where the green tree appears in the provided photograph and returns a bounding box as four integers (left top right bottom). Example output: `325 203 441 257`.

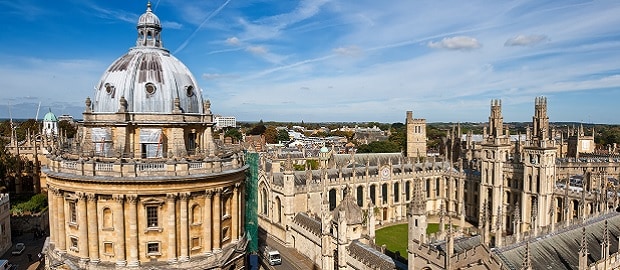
264 126 278 144
248 120 266 135
16 119 40 141
224 128 242 143
58 120 77 138
357 141 401 153
276 129 290 143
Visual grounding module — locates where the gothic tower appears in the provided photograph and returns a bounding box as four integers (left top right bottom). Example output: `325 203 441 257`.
406 111 427 158
479 99 511 241
521 96 557 232
408 179 427 270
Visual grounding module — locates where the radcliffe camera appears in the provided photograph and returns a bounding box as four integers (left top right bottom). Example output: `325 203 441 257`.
1 1 620 270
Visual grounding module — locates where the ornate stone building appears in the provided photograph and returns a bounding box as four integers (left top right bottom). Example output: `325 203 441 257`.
257 97 620 269
43 4 248 269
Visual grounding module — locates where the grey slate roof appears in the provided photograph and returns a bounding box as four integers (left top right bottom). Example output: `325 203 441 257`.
292 212 321 236
347 240 397 270
495 213 620 270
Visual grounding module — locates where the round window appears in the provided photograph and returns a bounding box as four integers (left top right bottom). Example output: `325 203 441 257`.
104 83 113 94
145 83 156 95
186 85 194 97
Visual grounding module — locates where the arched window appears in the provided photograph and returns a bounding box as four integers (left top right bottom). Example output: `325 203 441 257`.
426 179 431 198
329 189 337 211
356 186 364 207
381 184 388 204
370 185 376 205
275 197 282 223
191 204 201 224
393 182 400 203
102 207 113 229
260 187 268 215
405 181 411 201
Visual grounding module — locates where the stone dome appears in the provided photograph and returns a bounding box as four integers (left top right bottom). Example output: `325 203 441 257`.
137 3 161 29
332 186 364 225
90 3 203 114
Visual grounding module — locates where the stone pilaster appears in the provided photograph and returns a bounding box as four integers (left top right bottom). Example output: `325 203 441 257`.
126 194 139 267
166 193 177 263
232 184 239 241
179 192 190 262
48 187 57 247
76 192 89 263
113 195 127 266
57 189 67 252
86 193 100 264
204 191 213 253
213 189 221 251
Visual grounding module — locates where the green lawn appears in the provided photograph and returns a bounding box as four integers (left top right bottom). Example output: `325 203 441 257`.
375 223 453 256
375 224 409 256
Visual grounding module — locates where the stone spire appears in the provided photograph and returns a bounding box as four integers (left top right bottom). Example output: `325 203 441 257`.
579 227 588 270
409 179 427 243
602 220 610 260
488 99 504 139
521 239 532 270
496 205 503 247
531 198 538 236
513 202 521 242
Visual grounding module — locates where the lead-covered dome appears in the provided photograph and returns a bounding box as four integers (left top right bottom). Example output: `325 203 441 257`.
91 3 203 114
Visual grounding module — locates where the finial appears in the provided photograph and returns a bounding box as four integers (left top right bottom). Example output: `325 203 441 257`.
147 1 152 11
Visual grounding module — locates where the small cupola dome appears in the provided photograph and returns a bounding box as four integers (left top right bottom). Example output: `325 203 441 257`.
136 2 163 48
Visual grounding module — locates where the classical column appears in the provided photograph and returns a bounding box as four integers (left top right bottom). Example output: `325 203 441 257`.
48 188 57 247
203 191 213 253
232 184 239 241
86 193 100 264
113 195 126 266
179 192 190 262
57 190 67 253
126 194 139 267
213 189 221 251
166 193 177 263
76 192 89 264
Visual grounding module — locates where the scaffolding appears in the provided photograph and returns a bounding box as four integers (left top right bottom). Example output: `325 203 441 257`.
245 151 259 253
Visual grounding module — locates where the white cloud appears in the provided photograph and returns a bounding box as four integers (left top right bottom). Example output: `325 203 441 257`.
504 34 548 46
428 36 482 50
162 21 183 30
202 73 225 80
226 37 240 46
333 46 362 56
246 46 268 55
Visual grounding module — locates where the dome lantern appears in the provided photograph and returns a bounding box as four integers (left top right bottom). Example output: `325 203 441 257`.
136 2 163 48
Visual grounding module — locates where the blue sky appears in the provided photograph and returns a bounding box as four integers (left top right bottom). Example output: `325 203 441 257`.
1 0 620 123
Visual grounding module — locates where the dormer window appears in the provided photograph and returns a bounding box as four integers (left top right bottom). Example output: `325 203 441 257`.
145 83 156 96
186 85 194 97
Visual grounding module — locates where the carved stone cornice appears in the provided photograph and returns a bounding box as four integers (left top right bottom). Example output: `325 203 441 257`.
179 192 191 200
126 194 138 204
86 193 97 202
166 193 178 200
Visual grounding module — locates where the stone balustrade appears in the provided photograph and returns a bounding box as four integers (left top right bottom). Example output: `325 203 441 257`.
46 154 244 179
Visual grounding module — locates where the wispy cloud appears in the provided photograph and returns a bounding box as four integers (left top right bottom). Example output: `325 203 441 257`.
505 34 549 46
86 4 138 24
246 46 267 55
0 1 47 20
428 36 482 50
163 21 183 30
174 0 233 54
